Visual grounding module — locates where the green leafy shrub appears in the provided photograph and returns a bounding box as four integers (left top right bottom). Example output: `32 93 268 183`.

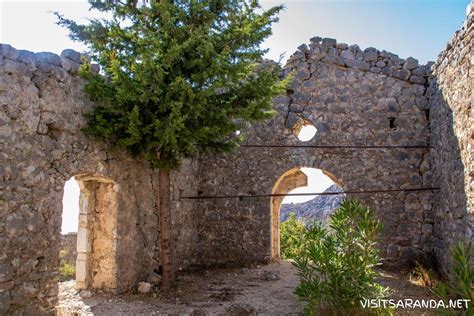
59 261 75 282
280 212 305 259
293 199 390 315
431 241 474 315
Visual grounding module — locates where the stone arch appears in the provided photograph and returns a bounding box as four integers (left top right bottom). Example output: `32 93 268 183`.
270 167 343 259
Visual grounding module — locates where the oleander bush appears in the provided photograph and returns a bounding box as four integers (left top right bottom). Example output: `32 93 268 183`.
292 199 391 315
431 241 474 316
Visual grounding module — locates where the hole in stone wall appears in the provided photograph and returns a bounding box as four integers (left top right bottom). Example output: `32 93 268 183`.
388 117 397 129
296 122 317 142
270 167 344 260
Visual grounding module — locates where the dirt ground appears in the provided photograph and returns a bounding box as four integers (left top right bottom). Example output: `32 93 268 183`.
57 261 436 316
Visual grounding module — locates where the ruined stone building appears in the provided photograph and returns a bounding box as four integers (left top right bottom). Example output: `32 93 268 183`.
0 9 473 316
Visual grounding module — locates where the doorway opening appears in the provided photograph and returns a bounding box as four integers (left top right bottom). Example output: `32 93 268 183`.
60 178 80 283
270 167 343 259
59 174 119 292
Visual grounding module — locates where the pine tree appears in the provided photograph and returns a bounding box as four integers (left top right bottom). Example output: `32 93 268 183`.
56 0 286 289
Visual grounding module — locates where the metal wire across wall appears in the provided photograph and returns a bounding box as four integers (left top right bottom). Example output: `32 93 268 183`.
179 143 437 200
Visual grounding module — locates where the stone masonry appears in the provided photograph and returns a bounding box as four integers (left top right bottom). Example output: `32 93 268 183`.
429 10 474 275
0 47 196 314
0 9 473 316
195 36 433 268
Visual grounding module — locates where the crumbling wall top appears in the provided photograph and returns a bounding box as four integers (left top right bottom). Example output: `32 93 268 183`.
284 36 432 87
0 44 99 75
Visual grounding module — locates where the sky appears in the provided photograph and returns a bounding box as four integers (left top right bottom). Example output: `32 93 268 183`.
1 0 470 63
260 0 470 63
1 0 470 232
282 168 336 204
62 178 80 233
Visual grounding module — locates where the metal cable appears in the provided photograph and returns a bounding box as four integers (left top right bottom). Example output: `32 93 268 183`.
180 187 440 200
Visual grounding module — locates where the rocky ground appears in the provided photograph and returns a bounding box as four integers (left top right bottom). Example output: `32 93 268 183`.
57 261 435 316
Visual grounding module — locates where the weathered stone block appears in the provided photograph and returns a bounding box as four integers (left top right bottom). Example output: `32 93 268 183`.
0 44 19 60
285 113 301 129
336 43 348 49
60 49 82 63
364 50 378 62
61 57 81 73
2 59 28 75
404 57 419 70
344 59 370 71
321 37 337 48
76 227 90 253
309 36 322 44
409 75 426 85
35 52 62 66
392 68 411 80
340 49 355 60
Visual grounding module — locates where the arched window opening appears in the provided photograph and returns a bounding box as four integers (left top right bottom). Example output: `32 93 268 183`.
270 167 344 259
281 168 343 224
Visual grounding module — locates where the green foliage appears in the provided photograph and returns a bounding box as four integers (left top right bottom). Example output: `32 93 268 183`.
431 241 474 316
55 0 288 170
280 212 305 259
292 199 391 316
59 261 75 282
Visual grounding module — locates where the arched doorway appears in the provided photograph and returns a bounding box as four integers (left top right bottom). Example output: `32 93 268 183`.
270 167 344 259
60 173 119 291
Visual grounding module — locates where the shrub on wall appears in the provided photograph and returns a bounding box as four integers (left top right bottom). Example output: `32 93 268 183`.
292 199 390 315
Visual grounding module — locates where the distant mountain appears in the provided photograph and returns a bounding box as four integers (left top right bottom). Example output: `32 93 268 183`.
280 184 344 223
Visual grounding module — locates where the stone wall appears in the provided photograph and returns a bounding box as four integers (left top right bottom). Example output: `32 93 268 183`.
170 159 200 272
193 37 434 269
0 46 189 314
1 10 473 315
429 11 474 275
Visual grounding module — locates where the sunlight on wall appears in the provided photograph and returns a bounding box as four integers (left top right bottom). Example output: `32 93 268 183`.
282 168 335 204
61 178 80 234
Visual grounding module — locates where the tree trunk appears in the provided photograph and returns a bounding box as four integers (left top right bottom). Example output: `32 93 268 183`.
159 169 173 289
